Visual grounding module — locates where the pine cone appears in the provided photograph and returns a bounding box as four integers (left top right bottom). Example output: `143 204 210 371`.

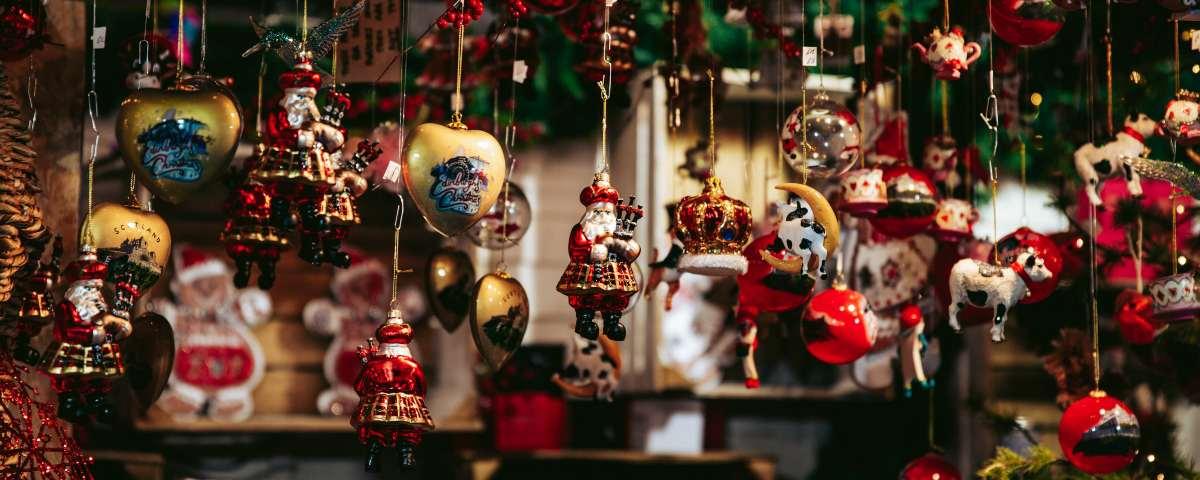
1042 328 1095 409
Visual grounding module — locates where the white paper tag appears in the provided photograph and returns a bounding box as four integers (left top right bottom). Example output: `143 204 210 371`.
1192 30 1200 51
383 161 402 184
802 47 818 67
512 60 529 84
853 45 866 65
92 26 107 49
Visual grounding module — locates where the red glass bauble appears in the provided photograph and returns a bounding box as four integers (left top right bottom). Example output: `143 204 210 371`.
0 1 46 62
991 227 1063 303
900 453 962 480
989 0 1065 47
869 165 938 238
526 0 579 14
737 231 813 314
1058 392 1140 474
802 286 877 364
1115 290 1160 346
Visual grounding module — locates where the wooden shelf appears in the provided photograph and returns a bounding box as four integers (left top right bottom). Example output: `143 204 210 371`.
134 414 483 434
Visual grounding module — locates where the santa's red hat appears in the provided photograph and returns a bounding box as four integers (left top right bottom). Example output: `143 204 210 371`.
579 173 619 207
376 310 414 346
279 60 322 92
173 244 229 284
331 246 388 301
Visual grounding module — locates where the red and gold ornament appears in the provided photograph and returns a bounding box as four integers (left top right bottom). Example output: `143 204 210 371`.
352 307 434 472
675 177 753 276
556 173 643 342
1058 391 1140 475
802 284 878 365
1115 290 1161 346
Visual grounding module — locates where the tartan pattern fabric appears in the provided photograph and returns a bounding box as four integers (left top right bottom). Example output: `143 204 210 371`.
42 341 123 378
353 392 435 430
556 261 639 296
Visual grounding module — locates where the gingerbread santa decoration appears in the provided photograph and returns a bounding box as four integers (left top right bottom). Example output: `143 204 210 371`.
150 245 270 422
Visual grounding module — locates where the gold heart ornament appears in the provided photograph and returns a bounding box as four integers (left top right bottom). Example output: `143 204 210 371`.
116 74 243 204
402 122 506 237
87 202 172 281
425 247 476 332
469 271 529 372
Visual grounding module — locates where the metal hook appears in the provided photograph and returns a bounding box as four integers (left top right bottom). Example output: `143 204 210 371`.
25 67 36 131
136 39 151 70
392 193 406 230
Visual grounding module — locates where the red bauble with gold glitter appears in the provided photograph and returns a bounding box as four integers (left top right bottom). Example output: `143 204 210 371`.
870 164 938 238
352 308 434 472
900 453 961 480
992 227 1063 304
1058 391 1140 475
0 1 47 62
802 285 878 365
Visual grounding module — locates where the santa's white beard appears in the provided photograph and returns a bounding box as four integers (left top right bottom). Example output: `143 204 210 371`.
581 209 616 240
284 93 315 128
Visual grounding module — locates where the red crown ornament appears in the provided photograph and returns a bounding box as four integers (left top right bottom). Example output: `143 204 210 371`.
675 177 753 276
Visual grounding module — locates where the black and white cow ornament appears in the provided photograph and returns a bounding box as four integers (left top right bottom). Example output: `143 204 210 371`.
758 183 840 279
552 332 621 401
1074 113 1159 206
947 248 1054 343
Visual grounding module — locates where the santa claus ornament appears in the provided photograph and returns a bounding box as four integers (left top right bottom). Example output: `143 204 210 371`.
1059 391 1141 474
352 306 434 472
556 173 643 341
149 245 269 422
304 248 421 416
912 27 981 81
870 164 938 238
42 245 127 423
802 283 878 365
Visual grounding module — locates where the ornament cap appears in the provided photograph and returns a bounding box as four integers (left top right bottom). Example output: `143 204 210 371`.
1089 389 1108 398
446 120 468 130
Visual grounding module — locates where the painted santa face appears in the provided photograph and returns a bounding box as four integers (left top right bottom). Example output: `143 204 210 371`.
582 203 616 239
282 89 317 127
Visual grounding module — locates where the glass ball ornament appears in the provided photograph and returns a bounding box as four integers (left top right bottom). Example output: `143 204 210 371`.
801 285 877 365
992 227 1063 303
869 165 938 238
781 93 862 179
526 0 580 15
990 0 1065 47
1058 391 1140 475
900 453 962 480
467 182 532 250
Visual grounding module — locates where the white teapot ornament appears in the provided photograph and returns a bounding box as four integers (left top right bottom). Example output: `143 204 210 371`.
912 27 981 81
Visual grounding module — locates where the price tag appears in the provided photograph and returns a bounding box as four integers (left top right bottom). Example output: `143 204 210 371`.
92 26 107 49
853 45 865 65
513 60 529 84
802 47 818 67
383 161 402 184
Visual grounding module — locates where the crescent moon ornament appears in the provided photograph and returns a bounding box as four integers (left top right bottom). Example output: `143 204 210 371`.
760 183 840 277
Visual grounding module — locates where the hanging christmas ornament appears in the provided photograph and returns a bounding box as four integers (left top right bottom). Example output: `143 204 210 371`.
1148 272 1200 323
870 164 938 238
310 91 379 268
736 230 815 388
470 271 529 372
854 236 936 312
931 198 977 243
556 173 643 341
1115 290 1161 346
1075 113 1159 206
88 201 172 286
757 183 839 279
467 182 532 250
221 175 289 290
42 246 127 423
989 0 1065 47
0 0 47 62
900 453 961 480
575 0 640 84
781 93 862 179
552 333 621 400
931 238 994 327
1058 391 1140 475
149 245 269 422
898 304 934 396
303 249 404 416
993 227 1064 303
352 306 434 472
921 135 963 196
119 33 180 90
1162 90 1200 146
802 284 878 365
116 73 244 204
676 177 753 276
912 27 981 81
1050 231 1087 288
839 167 888 217
119 311 175 413
646 204 684 309
9 238 61 366
425 247 475 332
948 248 1054 342
402 120 506 237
